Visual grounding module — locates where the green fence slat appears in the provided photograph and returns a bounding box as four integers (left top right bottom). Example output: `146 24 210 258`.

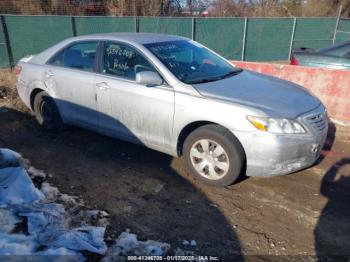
5 15 72 64
293 18 336 50
335 19 350 43
245 18 294 61
0 20 9 68
195 18 245 60
75 16 135 35
139 17 192 38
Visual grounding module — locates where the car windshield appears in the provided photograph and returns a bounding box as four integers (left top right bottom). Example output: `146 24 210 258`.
144 40 242 84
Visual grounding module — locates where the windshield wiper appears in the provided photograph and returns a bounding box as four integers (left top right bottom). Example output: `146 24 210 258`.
218 69 243 80
187 69 243 84
187 77 218 84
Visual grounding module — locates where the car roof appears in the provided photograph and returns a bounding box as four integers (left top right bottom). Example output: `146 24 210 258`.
71 32 188 44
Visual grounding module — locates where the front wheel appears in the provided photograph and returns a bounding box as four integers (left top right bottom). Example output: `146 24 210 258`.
183 124 246 187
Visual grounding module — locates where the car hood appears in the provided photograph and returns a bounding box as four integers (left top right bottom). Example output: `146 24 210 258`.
193 70 321 119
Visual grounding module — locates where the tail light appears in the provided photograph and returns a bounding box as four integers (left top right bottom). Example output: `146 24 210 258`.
290 55 299 66
14 65 22 75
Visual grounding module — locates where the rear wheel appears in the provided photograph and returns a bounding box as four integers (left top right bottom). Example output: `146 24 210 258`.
183 124 245 187
33 91 64 132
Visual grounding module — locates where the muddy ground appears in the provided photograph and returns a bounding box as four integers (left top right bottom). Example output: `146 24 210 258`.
1 70 350 261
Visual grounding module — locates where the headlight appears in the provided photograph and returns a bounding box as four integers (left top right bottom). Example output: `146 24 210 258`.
247 116 306 134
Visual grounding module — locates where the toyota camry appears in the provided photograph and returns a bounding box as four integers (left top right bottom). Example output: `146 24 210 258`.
15 33 328 186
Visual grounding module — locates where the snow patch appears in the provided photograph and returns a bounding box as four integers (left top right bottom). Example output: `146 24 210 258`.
0 148 107 257
28 166 47 179
0 209 22 233
103 231 170 261
0 148 200 259
59 193 79 205
41 182 59 201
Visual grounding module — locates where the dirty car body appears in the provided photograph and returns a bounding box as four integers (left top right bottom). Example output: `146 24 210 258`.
16 33 328 182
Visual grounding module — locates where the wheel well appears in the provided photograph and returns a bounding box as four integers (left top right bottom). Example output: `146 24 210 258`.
177 121 247 180
177 121 216 156
30 88 44 110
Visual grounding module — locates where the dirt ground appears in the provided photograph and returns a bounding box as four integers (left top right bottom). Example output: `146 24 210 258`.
1 69 350 261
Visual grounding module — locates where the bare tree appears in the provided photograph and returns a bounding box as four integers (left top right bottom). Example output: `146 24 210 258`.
302 0 350 17
0 0 348 17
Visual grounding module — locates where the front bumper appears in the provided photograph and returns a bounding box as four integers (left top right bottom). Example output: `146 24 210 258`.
234 105 328 177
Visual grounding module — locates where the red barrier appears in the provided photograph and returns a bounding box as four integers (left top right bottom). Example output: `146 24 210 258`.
232 61 350 124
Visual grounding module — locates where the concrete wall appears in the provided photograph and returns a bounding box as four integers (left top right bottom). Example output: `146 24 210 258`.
232 61 350 125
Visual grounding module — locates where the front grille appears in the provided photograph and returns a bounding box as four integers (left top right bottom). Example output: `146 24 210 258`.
304 112 328 132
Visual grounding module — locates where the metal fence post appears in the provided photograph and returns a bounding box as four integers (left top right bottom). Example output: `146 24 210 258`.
288 17 297 61
333 5 342 45
71 16 77 36
241 17 248 61
135 16 139 33
191 17 196 40
1 15 14 68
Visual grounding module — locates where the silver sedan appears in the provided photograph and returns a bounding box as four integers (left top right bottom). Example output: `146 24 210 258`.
16 33 328 186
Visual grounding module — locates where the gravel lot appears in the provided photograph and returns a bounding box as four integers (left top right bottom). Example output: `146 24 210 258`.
1 69 349 260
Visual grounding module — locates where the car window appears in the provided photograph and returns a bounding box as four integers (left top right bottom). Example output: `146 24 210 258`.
320 43 350 58
48 42 98 71
102 42 156 80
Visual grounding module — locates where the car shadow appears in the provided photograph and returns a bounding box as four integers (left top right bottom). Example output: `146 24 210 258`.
317 121 336 164
315 158 350 261
0 105 244 260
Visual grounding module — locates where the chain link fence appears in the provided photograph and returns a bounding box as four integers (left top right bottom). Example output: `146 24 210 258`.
1 15 350 68
335 18 350 43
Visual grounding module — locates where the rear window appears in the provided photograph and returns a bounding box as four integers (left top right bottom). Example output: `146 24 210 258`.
48 42 98 71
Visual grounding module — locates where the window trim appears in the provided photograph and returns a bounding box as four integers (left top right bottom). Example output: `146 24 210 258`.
45 40 101 73
97 40 169 86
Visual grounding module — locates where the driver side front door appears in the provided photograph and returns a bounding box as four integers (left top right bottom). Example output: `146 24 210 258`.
94 41 175 152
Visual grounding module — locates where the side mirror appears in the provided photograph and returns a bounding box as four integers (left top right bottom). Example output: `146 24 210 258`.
136 71 163 87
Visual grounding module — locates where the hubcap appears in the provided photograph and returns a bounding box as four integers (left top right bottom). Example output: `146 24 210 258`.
190 139 229 180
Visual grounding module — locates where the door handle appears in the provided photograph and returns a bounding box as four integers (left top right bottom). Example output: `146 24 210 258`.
96 82 110 91
44 71 54 78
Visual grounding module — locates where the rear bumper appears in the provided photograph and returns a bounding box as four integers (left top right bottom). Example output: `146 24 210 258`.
233 106 328 177
16 78 32 109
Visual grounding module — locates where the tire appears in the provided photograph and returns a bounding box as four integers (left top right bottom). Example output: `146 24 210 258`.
183 124 246 187
33 91 64 132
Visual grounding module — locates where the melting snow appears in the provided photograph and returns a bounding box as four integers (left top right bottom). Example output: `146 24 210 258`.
0 209 21 233
0 148 198 260
40 182 60 201
28 166 47 179
0 148 107 257
103 230 170 261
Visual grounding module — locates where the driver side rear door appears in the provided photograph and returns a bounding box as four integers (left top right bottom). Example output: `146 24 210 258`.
45 41 100 128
